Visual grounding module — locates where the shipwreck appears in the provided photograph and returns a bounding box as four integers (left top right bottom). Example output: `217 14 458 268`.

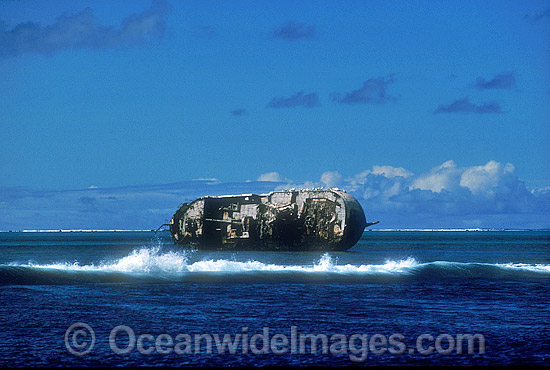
169 189 378 251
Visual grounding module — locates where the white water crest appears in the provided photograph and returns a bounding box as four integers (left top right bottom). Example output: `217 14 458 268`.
5 248 550 276
185 253 419 274
11 247 191 274
8 248 419 275
495 262 550 274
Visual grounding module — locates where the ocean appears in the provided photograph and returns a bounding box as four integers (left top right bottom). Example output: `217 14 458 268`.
0 230 548 366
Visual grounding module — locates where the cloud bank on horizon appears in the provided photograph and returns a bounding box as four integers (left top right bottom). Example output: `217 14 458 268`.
1 160 548 231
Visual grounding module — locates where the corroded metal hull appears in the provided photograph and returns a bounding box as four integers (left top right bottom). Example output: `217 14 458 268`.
170 189 373 251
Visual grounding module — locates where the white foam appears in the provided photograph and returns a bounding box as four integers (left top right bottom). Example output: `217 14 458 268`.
6 248 550 276
183 253 419 274
9 250 420 275
106 247 190 273
495 262 550 274
14 247 189 274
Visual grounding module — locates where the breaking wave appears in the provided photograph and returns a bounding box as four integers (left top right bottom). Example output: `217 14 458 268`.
1 248 549 285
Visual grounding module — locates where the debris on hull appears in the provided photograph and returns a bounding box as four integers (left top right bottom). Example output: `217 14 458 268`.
169 189 375 251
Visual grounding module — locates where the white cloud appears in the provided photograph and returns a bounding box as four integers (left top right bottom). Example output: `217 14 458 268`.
408 160 525 197
410 160 461 193
344 165 413 200
370 165 414 178
350 166 413 185
192 178 220 183
256 172 290 182
459 160 517 196
320 171 342 188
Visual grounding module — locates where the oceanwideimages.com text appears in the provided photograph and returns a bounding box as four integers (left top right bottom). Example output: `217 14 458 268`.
65 323 485 362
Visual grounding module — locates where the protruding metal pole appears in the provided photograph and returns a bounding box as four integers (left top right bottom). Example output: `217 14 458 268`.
154 223 170 233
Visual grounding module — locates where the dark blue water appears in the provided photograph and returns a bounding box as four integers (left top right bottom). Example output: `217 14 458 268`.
0 230 548 366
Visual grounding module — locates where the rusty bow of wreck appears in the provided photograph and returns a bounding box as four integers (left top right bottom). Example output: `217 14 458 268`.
169 189 375 251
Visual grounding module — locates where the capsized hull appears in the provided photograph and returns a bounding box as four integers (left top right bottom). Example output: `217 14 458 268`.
169 189 374 251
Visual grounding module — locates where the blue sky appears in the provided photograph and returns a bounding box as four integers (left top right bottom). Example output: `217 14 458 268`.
1 0 549 229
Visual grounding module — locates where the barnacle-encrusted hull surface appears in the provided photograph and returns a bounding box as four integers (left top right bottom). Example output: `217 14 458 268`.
170 189 372 251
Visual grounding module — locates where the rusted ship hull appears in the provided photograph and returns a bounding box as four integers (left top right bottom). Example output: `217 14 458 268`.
169 189 374 251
